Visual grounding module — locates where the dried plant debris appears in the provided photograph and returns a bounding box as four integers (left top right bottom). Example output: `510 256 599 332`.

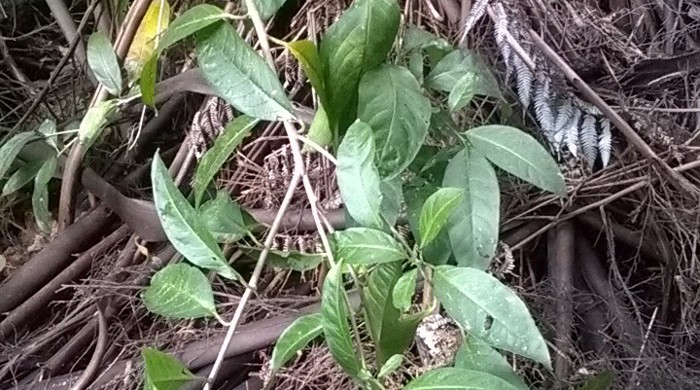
464 0 613 168
187 96 235 159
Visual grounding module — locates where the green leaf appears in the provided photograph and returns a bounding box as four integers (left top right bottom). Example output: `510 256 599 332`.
37 119 58 151
2 160 43 196
241 246 324 272
78 99 118 151
466 125 566 195
331 228 406 265
377 354 403 379
271 313 323 372
286 40 327 108
379 177 403 227
32 156 56 232
87 32 122 95
434 266 551 367
336 121 383 229
404 182 452 265
404 367 519 390
418 187 464 248
156 4 227 52
199 191 249 243
140 55 158 107
401 24 451 55
455 335 529 390
362 261 420 366
250 0 288 20
151 153 238 280
407 50 424 85
142 347 197 390
193 116 257 207
302 104 331 152
392 268 417 312
448 73 477 112
443 148 499 270
322 259 362 377
143 263 217 318
357 64 431 179
0 132 39 180
196 21 293 121
578 370 614 390
426 49 500 98
320 0 400 133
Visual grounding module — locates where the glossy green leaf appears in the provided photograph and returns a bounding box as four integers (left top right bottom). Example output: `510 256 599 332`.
0 132 39 180
32 156 56 232
434 266 551 367
151 153 238 279
320 0 400 133
78 99 118 151
331 228 406 265
157 4 226 52
143 263 217 318
455 335 529 390
336 121 383 229
377 354 402 379
404 367 519 390
125 0 170 79
193 116 257 207
142 347 197 390
392 268 417 312
357 64 431 179
140 55 158 107
322 259 362 377
286 40 327 108
443 148 499 270
578 370 614 390
418 187 464 248
199 191 249 243
271 313 323 372
362 261 420 366
404 182 452 265
379 177 402 227
448 73 477 112
302 105 331 152
466 125 566 195
250 0 287 20
426 49 500 98
196 21 293 121
87 32 122 95
2 160 43 196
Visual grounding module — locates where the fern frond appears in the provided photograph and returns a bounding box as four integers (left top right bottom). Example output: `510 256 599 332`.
562 108 582 157
552 95 574 150
580 113 599 167
597 117 612 167
462 0 490 39
533 71 556 143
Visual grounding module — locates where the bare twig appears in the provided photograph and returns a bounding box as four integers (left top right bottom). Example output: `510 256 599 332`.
69 307 107 390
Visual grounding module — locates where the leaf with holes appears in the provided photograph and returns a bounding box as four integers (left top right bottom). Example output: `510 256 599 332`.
404 367 519 390
443 148 499 270
466 125 566 195
336 121 383 229
142 347 197 390
32 156 56 232
418 187 464 248
196 21 293 121
358 64 431 179
125 0 171 79
434 266 551 367
320 0 400 133
151 153 238 280
0 132 39 180
143 263 217 318
271 313 323 372
193 116 258 207
286 40 327 108
87 32 122 95
331 228 406 265
455 335 529 390
322 259 362 377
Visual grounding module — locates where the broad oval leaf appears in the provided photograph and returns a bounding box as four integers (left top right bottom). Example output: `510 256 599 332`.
142 347 197 390
320 0 400 133
392 268 417 312
302 104 331 152
199 191 249 243
286 40 327 108
322 259 362 377
404 182 452 266
455 335 529 390
271 313 323 372
379 177 403 227
443 148 499 270
193 116 258 206
358 64 431 179
336 121 383 229
196 21 293 121
78 99 118 151
2 160 44 196
426 49 500 98
418 187 464 248
404 367 519 390
466 125 566 195
331 228 406 265
151 153 238 279
0 132 39 180
32 156 56 232
142 263 217 318
156 4 226 52
250 0 287 21
434 266 551 367
125 0 171 79
448 73 477 112
87 32 122 95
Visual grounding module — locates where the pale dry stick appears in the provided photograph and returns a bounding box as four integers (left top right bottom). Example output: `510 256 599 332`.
69 308 107 390
629 307 658 387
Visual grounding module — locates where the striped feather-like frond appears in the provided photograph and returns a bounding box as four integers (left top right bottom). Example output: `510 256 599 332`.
580 113 599 167
532 71 556 142
563 108 581 157
462 0 491 39
597 117 612 167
